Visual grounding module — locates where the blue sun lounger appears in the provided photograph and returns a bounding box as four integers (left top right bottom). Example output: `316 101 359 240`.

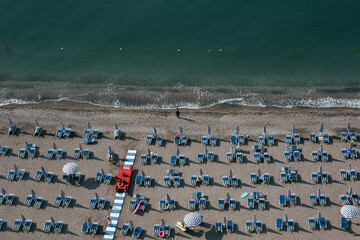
47 149 55 159
294 151 301 161
341 132 348 141
151 154 158 163
24 219 32 231
90 222 99 235
340 169 347 180
312 151 319 160
74 172 81 182
255 221 262 232
179 155 186 165
24 195 35 206
309 194 317 206
34 197 43 208
280 172 287 182
6 194 14 205
259 198 266 210
288 219 295 232
173 176 180 187
44 172 53 182
321 152 328 161
289 194 297 205
258 136 265 145
16 169 25 180
97 198 106 209
174 137 180 145
308 217 316 230
310 133 316 143
201 136 208 145
248 197 254 209
276 218 283 230
153 224 160 236
35 170 44 180
140 155 148 164
350 170 357 180
104 174 112 184
284 151 291 161
159 199 167 211
82 221 90 233
135 175 144 186
245 220 253 232
0 194 5 204
267 135 274 145
323 134 330 143
43 220 52 232
218 198 225 210
54 149 63 159
199 198 206 210
321 173 328 184
263 173 270 184
350 149 357 159
312 172 319 183
132 226 142 238
197 153 204 163
341 217 348 229
319 194 326 206
89 198 98 209
13 219 22 231
189 199 196 210
64 129 72 138
7 170 16 181
170 156 177 166
63 196 72 207
28 147 36 158
18 149 26 158
191 175 197 186
352 193 359 205
55 221 63 233
210 136 217 146
215 221 223 233
235 152 243 163
226 152 233 162
203 175 210 185
207 151 214 161
231 176 238 187
128 200 137 210
294 134 301 144
250 173 257 184
226 220 234 232
54 195 63 207
263 153 271 163
238 135 245 145
181 136 188 145
164 176 171 187
350 132 357 141
254 153 261 163
83 149 90 159
0 146 8 156
229 198 236 210
121 223 130 235
95 172 103 182
279 195 286 207
230 135 237 144
340 195 350 205
156 136 163 146
222 176 229 187
285 135 292 144
74 148 81 158
145 176 151 187
341 149 348 158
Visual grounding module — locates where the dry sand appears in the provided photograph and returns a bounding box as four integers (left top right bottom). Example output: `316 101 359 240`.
0 101 360 240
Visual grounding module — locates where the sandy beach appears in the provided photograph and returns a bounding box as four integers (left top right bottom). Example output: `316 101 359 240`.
0 101 360 240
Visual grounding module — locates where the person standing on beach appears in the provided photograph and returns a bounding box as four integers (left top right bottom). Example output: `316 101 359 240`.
176 108 180 118
107 216 112 227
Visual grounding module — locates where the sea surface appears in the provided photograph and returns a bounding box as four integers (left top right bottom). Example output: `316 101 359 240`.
0 1 359 108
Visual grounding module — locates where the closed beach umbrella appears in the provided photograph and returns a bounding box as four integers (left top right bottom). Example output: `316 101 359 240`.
176 147 180 156
317 212 321 220
208 125 211 135
153 127 157 136
283 214 288 223
179 126 183 136
341 205 359 219
319 166 323 174
166 194 171 202
199 169 203 177
348 164 352 172
236 126 239 135
229 169 233 178
347 122 351 132
184 213 203 228
257 168 261 176
319 145 323 153
204 147 208 156
287 189 291 197
291 124 295 134
347 187 352 195
319 122 324 133
53 142 57 150
60 121 65 130
87 122 91 130
263 126 267 136
147 148 151 157
63 162 79 175
317 189 321 197
253 215 256 224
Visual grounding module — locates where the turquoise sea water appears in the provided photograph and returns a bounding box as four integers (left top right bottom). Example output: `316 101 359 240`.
0 1 359 107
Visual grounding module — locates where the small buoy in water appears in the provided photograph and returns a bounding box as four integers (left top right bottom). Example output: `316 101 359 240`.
32 47 36 50
353 48 356 52
232 49 235 52
177 49 180 52
119 48 122 51
148 49 151 52
208 49 212 52
60 47 64 50
90 47 94 51
219 49 222 52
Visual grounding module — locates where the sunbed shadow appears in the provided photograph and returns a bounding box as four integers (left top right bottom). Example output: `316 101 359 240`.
179 117 195 122
153 181 166 188
14 196 25 206
326 221 342 231
42 200 56 209
331 179 345 185
204 225 225 239
19 131 31 135
45 132 55 137
29 222 37 232
328 199 341 207
63 152 77 160
239 181 255 188
212 182 224 188
216 159 229 165
218 138 229 143
270 179 284 188
297 224 311 233
268 203 282 210
63 224 80 236
147 203 162 213
91 155 103 161
206 202 222 212
124 135 139 141
157 157 169 165
177 205 191 212
0 175 6 180
175 232 191 239
187 159 200 165
74 201 87 209
300 203 315 209
301 158 314 163
72 133 82 139
298 176 312 185
6 149 18 157
81 178 101 190
272 158 285 164
183 228 204 238
3 222 17 232
330 158 345 163
52 175 66 185
143 231 157 240
349 222 360 236
101 135 112 140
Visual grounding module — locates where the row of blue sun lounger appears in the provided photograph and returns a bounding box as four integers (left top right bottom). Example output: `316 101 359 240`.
146 135 163 146
310 133 330 143
153 224 171 237
218 198 237 210
198 152 215 162
276 218 296 231
24 195 43 208
63 172 82 182
0 193 14 205
43 220 63 233
135 175 152 187
284 151 301 161
140 154 159 164
89 197 106 209
54 195 72 207
311 151 329 161
279 194 297 207
0 146 8 156
341 132 357 141
191 175 210 186
7 169 25 181
222 176 238 187
121 224 142 238
340 169 357 180
309 194 327 206
246 220 263 233
341 148 358 159
56 128 71 138
226 152 244 163
82 220 99 234
74 148 90 158
340 194 359 205
250 173 270 184
280 167 298 183
311 172 328 184
18 147 36 158
189 198 207 210
35 170 53 182
230 135 248 145
308 217 327 230
46 149 64 159
170 155 186 165
13 219 33 231
163 175 181 187
215 220 234 233
201 136 217 146
95 172 112 184
174 136 188 145
159 198 176 211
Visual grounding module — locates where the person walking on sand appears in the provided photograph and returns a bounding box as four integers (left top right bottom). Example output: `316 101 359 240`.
107 216 112 227
176 108 180 118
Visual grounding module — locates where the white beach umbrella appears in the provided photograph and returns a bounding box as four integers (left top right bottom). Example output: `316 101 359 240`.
184 213 202 228
63 162 79 175
208 125 211 135
341 205 359 219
